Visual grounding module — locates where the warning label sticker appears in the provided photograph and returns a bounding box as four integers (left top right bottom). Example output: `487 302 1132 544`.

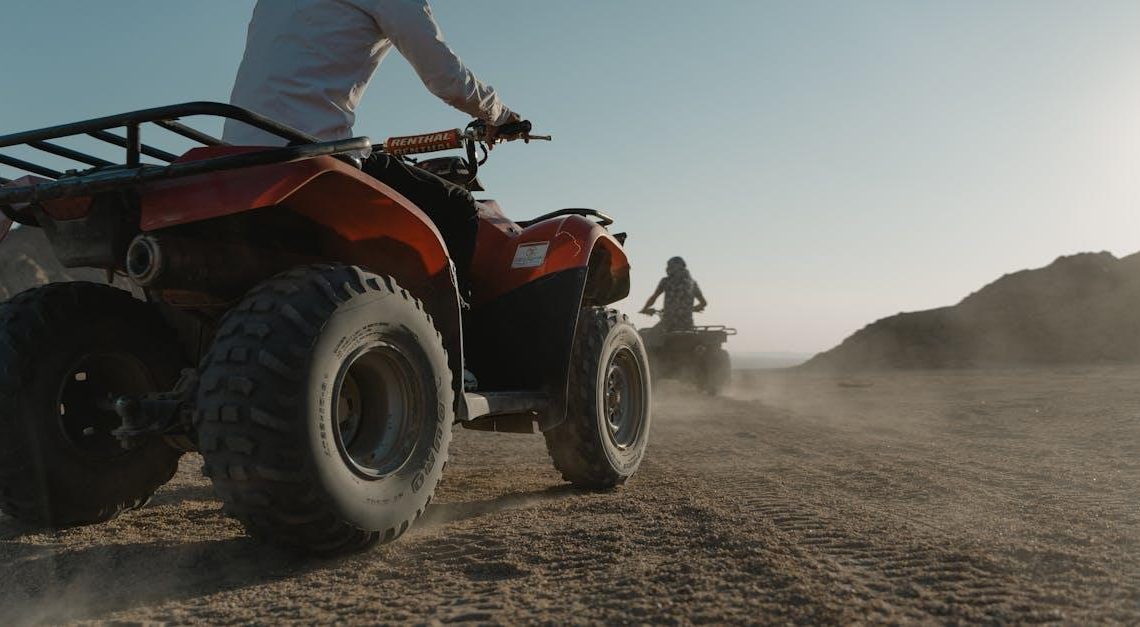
511 242 550 269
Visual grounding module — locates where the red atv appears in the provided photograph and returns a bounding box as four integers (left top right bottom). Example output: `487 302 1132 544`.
0 103 651 553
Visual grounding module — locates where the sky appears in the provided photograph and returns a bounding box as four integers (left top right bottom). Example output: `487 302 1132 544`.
2 0 1139 354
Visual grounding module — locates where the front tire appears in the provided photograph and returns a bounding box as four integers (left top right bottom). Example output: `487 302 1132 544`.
0 283 185 527
545 308 651 489
197 265 453 554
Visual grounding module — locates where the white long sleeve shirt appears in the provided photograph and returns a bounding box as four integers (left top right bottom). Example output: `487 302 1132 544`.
222 0 514 146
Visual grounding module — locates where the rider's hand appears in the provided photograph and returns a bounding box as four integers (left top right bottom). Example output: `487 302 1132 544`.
485 112 523 149
694 305 706 313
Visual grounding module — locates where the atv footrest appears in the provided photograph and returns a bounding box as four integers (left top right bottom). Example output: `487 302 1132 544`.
465 391 548 420
463 391 548 433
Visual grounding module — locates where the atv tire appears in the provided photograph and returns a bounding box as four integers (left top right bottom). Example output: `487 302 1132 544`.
0 283 185 527
197 265 453 554
701 348 732 395
545 308 651 489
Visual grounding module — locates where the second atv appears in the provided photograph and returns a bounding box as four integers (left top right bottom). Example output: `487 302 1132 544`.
639 308 735 395
0 102 651 553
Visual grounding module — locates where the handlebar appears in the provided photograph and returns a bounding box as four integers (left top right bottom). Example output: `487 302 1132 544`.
382 120 550 157
383 129 463 157
492 119 532 137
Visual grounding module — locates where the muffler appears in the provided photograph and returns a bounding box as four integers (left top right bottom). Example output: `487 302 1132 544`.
125 234 166 286
126 233 309 295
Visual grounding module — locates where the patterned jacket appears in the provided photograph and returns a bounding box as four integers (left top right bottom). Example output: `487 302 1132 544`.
658 269 704 332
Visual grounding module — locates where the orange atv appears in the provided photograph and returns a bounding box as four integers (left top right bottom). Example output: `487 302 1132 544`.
0 103 651 553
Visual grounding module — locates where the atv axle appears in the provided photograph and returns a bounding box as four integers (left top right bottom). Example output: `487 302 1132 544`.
110 369 198 451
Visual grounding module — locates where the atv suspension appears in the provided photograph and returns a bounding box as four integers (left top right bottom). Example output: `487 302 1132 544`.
112 369 199 451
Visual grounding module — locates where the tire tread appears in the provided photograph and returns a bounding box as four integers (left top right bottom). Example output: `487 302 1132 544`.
197 264 449 554
0 282 182 526
543 307 647 489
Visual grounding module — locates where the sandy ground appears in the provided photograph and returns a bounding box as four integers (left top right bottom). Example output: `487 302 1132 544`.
2 365 1139 624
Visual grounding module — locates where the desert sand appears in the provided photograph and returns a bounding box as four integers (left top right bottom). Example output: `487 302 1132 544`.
2 366 1138 624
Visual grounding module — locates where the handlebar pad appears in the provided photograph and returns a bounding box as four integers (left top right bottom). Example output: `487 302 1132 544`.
384 129 462 156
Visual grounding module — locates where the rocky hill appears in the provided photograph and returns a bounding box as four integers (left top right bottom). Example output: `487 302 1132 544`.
0 226 131 300
803 251 1140 371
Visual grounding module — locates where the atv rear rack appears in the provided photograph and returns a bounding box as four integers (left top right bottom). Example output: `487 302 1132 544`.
0 102 371 218
684 325 738 335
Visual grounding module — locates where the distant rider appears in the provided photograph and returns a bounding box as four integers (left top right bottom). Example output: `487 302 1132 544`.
641 256 707 332
222 0 525 293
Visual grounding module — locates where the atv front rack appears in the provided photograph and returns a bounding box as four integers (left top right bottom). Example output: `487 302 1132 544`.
516 208 614 228
0 102 370 217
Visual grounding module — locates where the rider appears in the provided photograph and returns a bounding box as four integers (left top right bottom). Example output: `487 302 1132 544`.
641 256 708 332
221 0 525 294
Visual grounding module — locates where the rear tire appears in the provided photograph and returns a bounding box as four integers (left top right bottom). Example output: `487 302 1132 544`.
545 308 651 489
0 283 185 527
701 348 732 395
197 265 453 554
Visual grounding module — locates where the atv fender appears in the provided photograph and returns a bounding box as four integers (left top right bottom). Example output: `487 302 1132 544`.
140 148 446 274
0 216 10 244
140 149 469 418
466 214 631 431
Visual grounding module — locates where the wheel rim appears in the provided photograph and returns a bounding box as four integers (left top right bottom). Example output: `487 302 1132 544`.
57 353 154 459
333 342 422 480
603 346 646 450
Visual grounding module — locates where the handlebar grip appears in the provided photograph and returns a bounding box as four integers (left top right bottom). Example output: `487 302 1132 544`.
383 129 462 156
495 120 532 136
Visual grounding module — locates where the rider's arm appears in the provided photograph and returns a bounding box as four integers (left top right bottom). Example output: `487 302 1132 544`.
642 281 665 311
374 1 517 125
694 282 708 311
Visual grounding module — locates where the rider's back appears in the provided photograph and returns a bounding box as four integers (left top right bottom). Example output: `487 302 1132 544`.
223 0 514 146
660 269 700 332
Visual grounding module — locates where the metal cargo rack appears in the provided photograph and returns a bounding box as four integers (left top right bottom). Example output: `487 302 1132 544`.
0 101 370 221
687 325 738 335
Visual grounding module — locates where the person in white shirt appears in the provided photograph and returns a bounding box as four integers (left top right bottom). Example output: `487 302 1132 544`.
223 0 526 294
223 0 520 146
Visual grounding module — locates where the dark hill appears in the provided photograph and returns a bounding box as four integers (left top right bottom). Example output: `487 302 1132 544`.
803 251 1140 371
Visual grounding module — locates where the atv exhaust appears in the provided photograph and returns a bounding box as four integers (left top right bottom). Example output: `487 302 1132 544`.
125 234 165 286
126 233 309 295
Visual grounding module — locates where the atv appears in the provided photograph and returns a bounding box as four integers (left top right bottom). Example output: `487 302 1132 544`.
0 102 651 553
638 308 735 395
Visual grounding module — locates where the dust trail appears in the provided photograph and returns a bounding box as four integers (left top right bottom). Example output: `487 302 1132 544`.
0 541 182 625
415 485 581 533
3 368 1139 623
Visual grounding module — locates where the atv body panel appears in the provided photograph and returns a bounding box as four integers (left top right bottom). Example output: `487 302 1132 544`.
0 101 631 429
465 202 629 429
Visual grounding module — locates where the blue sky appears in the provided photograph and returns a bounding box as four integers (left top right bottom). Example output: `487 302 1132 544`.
2 1 1139 353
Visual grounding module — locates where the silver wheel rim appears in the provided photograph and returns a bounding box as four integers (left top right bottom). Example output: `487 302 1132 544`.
333 342 422 479
603 346 646 450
